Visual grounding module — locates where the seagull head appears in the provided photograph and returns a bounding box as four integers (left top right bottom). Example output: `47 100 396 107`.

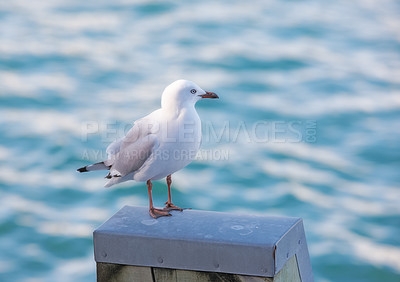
161 79 218 111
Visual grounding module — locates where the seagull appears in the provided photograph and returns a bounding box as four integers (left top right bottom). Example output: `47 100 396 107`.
77 80 219 218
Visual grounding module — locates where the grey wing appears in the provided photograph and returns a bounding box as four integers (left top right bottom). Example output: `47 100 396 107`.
110 134 159 176
104 121 144 166
104 135 159 187
107 120 159 178
106 137 123 157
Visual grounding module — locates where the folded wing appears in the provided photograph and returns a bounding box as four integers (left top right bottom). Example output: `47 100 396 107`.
104 119 160 187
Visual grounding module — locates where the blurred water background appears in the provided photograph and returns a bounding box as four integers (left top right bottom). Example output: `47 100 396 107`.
1 0 400 281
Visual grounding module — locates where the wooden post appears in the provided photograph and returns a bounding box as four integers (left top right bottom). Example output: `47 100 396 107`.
94 206 313 282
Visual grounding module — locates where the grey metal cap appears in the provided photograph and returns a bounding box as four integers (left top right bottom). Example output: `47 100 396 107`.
93 206 313 281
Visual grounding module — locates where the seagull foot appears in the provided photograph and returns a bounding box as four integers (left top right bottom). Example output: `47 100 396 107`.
149 207 171 219
164 202 183 211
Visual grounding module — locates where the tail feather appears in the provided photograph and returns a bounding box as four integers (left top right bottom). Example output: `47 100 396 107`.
77 161 111 173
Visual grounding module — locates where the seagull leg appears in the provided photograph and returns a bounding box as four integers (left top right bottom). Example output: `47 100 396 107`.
164 175 183 211
147 179 171 218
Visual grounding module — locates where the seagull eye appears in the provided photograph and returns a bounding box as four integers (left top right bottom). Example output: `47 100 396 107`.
190 89 197 94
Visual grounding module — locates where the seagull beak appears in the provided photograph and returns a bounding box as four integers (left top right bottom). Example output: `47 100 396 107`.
198 91 219 99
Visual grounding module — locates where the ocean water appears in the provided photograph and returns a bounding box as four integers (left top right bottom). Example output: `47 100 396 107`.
1 0 400 281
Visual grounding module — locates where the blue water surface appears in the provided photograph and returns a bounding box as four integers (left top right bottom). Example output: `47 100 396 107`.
1 1 400 281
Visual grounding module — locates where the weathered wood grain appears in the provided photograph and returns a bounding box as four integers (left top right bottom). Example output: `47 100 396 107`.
154 267 273 282
97 254 300 281
97 263 153 282
274 255 301 282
